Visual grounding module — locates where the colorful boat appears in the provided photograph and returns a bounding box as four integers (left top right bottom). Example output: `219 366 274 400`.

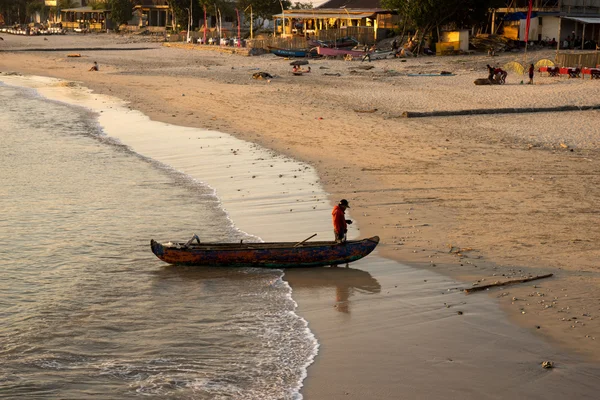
308 36 359 49
268 46 316 58
150 236 380 268
363 50 396 61
316 46 367 58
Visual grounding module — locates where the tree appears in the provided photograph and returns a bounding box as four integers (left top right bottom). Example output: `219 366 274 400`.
292 2 312 9
382 0 504 48
108 0 132 26
235 0 291 23
58 0 78 8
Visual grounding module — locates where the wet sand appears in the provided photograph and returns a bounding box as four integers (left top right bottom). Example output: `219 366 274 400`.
2 33 600 398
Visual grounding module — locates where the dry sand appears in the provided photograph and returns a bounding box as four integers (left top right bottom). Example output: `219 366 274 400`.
2 33 600 398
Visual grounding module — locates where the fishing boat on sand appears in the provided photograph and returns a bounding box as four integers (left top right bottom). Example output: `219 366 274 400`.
150 235 380 268
316 46 367 58
268 46 317 58
308 36 359 48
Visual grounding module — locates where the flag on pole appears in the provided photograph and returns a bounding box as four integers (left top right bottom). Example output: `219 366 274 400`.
525 0 533 43
203 5 207 45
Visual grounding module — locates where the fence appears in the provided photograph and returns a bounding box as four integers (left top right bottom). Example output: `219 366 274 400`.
555 51 600 68
248 27 376 50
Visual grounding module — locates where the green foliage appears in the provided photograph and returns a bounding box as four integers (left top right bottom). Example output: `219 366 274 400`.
235 0 291 21
88 0 107 11
108 0 132 25
382 0 504 33
58 0 78 8
26 0 44 15
291 2 312 9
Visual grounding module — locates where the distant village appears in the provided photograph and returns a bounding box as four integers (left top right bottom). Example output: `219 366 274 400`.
1 0 599 55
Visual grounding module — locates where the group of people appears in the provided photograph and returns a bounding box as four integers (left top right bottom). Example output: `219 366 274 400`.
486 64 508 84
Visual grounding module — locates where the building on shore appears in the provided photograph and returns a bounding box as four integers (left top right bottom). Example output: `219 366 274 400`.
492 1 600 50
271 0 398 42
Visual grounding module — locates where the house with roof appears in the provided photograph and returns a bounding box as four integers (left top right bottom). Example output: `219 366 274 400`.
272 0 397 41
493 0 600 49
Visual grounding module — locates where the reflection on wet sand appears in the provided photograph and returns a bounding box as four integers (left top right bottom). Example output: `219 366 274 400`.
152 265 381 314
283 267 381 313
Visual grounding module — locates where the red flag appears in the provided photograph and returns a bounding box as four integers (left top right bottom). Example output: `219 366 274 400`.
203 5 207 45
235 8 241 47
525 0 533 43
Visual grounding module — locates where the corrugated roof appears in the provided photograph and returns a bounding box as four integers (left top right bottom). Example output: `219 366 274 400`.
563 16 600 24
273 11 376 19
61 7 107 12
318 0 382 9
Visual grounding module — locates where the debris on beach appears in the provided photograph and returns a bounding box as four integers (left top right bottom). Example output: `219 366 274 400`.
252 72 273 80
464 274 554 294
290 60 308 66
542 361 554 369
354 109 378 113
470 34 515 53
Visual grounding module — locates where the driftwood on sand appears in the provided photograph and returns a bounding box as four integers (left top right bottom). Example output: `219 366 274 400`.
401 105 600 118
464 273 554 294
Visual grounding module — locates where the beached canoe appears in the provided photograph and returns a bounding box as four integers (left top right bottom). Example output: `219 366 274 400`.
316 47 367 58
308 37 359 49
150 236 379 268
363 50 396 61
268 46 316 58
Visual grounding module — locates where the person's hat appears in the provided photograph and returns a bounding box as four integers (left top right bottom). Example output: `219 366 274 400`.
339 199 350 208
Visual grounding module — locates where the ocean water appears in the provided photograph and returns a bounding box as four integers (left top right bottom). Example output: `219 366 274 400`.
0 82 317 399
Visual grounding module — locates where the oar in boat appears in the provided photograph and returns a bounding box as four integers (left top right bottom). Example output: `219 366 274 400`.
293 233 317 247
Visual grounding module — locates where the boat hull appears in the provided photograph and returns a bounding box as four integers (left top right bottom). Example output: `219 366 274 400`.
268 47 315 58
150 236 379 268
316 47 367 58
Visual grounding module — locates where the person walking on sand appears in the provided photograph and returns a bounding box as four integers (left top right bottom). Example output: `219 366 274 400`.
332 199 353 243
528 63 535 84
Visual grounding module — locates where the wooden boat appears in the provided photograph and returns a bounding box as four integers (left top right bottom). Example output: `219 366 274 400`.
150 236 379 268
268 46 316 58
316 46 367 58
308 37 359 49
363 50 395 61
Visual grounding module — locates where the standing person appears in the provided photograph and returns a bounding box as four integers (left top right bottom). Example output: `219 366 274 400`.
332 199 353 243
528 63 534 84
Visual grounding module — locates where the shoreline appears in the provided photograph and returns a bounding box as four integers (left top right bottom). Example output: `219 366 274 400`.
8 73 600 400
2 34 599 395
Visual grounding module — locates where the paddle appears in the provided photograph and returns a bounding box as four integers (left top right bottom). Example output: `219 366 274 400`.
293 233 317 247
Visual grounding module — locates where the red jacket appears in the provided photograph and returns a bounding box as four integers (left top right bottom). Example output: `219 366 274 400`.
332 205 347 234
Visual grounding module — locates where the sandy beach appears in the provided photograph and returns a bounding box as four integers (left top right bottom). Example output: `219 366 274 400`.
2 33 600 398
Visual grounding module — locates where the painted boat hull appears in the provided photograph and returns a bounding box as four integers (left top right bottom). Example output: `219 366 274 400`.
269 47 315 58
365 50 395 60
316 47 367 58
308 37 359 48
150 236 379 268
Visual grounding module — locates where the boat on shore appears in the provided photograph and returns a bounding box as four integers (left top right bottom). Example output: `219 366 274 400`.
316 46 367 58
268 46 317 58
363 49 396 61
150 235 380 268
308 36 359 49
